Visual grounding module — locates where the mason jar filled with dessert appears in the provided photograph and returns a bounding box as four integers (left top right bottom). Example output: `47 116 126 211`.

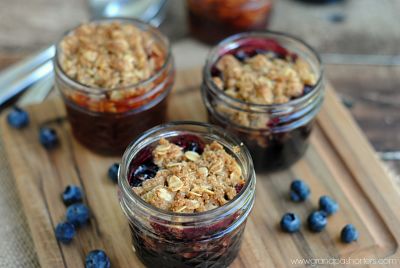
118 121 256 268
202 32 324 171
187 0 273 44
55 18 175 155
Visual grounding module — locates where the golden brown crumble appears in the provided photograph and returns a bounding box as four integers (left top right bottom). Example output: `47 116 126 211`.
59 21 165 89
213 53 316 105
211 53 317 130
133 138 245 213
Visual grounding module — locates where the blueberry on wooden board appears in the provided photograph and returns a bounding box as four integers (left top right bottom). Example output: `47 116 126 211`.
307 211 327 232
341 224 359 243
39 127 59 149
62 185 83 205
290 179 310 202
85 250 111 268
55 222 76 243
66 203 90 227
319 195 339 216
7 107 29 129
108 163 119 183
280 213 301 233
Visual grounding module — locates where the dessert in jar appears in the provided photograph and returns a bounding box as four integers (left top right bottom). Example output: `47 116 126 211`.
118 122 256 268
54 19 174 155
202 32 324 171
187 0 273 44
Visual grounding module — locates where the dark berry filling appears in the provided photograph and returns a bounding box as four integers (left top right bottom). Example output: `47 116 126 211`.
131 162 159 187
126 135 247 267
170 134 205 154
227 39 295 62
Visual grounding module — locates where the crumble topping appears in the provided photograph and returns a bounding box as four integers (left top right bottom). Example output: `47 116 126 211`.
213 53 316 105
132 138 245 213
210 52 317 133
59 21 165 89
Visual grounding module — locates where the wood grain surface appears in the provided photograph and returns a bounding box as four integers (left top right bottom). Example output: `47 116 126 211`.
1 69 400 267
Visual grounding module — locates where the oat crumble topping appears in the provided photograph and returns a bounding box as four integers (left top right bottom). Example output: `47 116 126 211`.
132 138 245 213
213 53 316 105
59 21 165 89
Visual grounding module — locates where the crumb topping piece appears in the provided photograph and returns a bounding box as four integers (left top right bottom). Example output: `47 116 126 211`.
59 21 165 89
213 53 316 105
133 138 245 213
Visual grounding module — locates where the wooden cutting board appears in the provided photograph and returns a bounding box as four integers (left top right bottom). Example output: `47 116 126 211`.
2 69 400 268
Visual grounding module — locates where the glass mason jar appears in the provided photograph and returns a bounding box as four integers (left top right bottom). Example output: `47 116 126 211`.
54 18 175 155
118 121 256 268
187 0 273 44
202 32 324 172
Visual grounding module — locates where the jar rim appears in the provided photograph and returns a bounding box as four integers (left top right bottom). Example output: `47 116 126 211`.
54 17 172 100
203 31 324 110
118 121 256 222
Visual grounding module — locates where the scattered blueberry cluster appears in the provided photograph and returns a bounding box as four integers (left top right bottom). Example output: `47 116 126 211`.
55 185 89 243
7 107 59 150
55 185 110 267
280 179 358 244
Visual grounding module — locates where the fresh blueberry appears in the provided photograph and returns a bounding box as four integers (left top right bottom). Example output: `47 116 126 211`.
307 211 327 232
341 224 359 243
66 203 90 227
319 195 339 216
280 213 301 233
7 107 29 129
290 179 310 202
55 222 76 243
62 185 83 206
39 127 58 149
131 162 159 187
85 249 111 268
108 163 119 183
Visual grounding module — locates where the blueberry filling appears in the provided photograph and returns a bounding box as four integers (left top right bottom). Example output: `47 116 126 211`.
303 84 314 95
131 162 159 187
170 134 205 154
228 39 293 61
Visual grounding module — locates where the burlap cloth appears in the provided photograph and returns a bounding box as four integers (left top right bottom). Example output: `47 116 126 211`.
0 130 40 267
